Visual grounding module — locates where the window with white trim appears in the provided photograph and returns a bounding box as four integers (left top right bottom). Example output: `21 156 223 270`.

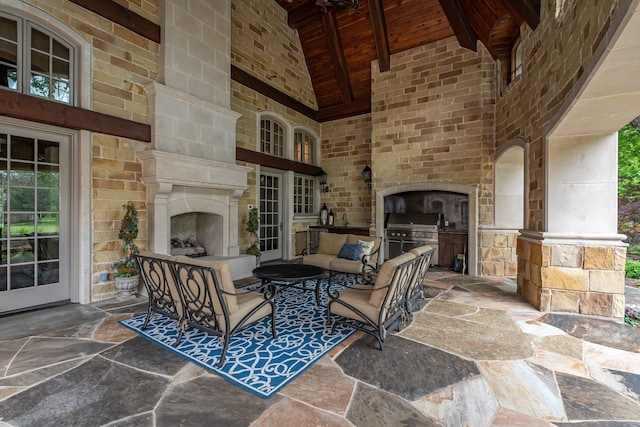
511 37 522 81
294 129 314 164
260 117 284 157
293 174 315 215
0 13 74 104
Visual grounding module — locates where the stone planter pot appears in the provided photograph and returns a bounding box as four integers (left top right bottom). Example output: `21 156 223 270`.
114 275 140 297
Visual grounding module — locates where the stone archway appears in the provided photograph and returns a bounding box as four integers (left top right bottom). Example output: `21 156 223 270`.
376 182 478 276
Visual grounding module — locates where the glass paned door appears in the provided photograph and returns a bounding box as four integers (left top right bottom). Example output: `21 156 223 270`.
259 172 282 262
0 126 68 314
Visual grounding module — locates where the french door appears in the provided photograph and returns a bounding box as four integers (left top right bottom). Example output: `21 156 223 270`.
0 124 70 314
259 171 283 261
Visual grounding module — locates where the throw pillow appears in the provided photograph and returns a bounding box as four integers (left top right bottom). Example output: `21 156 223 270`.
358 240 375 257
338 243 362 261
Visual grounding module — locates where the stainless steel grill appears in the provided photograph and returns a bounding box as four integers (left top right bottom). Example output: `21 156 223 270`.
385 213 440 262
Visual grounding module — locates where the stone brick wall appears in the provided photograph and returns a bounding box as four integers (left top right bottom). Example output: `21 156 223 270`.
231 0 317 109
494 0 621 231
479 230 518 276
518 238 626 317
19 1 158 299
230 0 319 256
370 38 496 227
320 114 373 228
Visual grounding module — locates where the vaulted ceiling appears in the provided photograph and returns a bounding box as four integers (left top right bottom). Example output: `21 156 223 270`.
274 0 541 121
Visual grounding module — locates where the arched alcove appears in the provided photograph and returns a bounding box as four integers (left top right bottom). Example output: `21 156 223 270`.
376 182 478 276
494 138 527 229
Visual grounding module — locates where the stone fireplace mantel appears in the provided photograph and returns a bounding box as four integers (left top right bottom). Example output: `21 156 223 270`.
137 150 252 257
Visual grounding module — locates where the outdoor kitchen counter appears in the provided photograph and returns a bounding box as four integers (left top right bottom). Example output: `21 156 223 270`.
309 225 370 236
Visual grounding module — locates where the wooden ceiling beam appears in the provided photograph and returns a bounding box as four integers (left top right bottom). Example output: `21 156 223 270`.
437 0 477 51
231 66 317 120
322 11 354 103
495 0 540 30
316 99 371 122
368 0 391 72
287 1 319 29
237 147 322 176
0 90 150 141
69 0 160 43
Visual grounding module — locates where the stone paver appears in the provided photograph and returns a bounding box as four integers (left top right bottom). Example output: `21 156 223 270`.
1 269 640 426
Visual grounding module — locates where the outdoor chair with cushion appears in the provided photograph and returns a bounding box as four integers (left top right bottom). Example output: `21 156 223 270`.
303 232 381 283
405 246 436 320
135 252 183 343
172 256 277 367
326 252 418 350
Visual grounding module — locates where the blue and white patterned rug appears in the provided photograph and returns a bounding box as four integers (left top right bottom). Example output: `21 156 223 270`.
119 280 356 398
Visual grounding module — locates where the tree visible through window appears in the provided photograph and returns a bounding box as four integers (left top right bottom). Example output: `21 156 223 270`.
0 13 73 104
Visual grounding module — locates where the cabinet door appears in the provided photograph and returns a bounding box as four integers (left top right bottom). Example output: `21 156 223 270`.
439 234 467 269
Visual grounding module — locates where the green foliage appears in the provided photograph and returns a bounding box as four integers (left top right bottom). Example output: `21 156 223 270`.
626 259 640 279
246 207 261 258
629 245 640 256
626 306 640 327
113 203 140 277
618 124 640 201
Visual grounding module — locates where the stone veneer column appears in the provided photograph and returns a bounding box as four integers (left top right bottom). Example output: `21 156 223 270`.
518 132 627 318
517 234 626 318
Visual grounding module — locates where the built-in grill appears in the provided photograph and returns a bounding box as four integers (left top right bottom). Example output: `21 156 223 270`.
385 213 441 263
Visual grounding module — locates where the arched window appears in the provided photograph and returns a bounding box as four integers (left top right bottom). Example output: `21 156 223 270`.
511 37 522 81
260 117 285 157
0 12 75 104
294 129 315 164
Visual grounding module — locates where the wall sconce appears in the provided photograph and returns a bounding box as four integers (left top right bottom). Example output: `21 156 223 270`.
318 169 329 192
362 165 372 193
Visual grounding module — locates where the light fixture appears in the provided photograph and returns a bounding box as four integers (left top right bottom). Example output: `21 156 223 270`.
362 165 372 193
315 0 360 14
318 169 329 192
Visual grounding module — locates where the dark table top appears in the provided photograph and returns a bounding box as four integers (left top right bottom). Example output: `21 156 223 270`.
253 264 325 282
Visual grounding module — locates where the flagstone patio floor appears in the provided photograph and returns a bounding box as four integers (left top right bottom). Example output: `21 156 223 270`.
2 269 640 426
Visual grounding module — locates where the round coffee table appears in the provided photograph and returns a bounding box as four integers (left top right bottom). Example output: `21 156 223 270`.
253 264 326 305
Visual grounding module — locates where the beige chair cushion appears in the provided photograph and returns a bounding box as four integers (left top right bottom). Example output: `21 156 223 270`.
175 256 239 313
409 245 433 257
330 287 380 324
317 232 348 256
369 252 416 307
222 292 272 331
330 257 364 274
302 253 334 270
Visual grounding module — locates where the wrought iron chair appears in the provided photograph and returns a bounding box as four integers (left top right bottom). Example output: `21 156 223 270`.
326 252 418 350
135 253 184 343
405 246 437 320
171 256 277 367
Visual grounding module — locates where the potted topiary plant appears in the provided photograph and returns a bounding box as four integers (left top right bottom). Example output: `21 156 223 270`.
112 202 140 296
246 207 261 260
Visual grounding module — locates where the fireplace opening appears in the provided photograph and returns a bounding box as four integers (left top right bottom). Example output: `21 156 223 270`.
170 212 219 257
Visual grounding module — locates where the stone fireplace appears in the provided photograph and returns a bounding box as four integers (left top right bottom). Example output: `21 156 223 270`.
136 1 256 279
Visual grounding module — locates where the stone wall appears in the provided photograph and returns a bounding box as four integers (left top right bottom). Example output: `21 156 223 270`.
16 1 157 299
494 0 621 231
229 0 319 256
231 0 317 109
479 230 518 276
518 237 627 317
319 114 373 228
370 38 496 227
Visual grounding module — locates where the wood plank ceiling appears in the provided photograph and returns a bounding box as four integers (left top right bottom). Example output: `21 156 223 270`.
274 0 541 122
